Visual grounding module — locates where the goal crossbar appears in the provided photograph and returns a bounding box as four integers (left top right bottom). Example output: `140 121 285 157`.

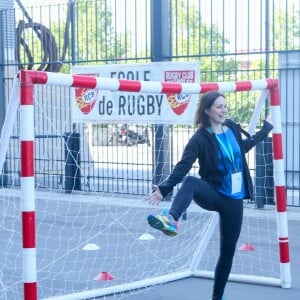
13 70 291 299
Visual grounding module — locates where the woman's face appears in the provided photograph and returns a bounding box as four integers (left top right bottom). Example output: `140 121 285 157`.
205 96 227 126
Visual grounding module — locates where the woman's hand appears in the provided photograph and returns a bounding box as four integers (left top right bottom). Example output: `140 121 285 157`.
147 185 163 205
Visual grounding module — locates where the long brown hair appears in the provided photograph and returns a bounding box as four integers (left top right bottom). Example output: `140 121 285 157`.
194 91 225 127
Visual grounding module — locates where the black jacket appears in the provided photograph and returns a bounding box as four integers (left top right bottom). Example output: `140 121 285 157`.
158 119 273 201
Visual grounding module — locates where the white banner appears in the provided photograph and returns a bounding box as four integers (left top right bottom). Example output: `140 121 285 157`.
71 61 200 125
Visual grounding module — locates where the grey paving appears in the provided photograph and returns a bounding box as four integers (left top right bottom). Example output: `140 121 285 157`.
102 218 300 300
1 190 299 300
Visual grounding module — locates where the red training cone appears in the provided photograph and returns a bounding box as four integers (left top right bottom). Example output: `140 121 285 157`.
94 271 115 281
238 243 255 251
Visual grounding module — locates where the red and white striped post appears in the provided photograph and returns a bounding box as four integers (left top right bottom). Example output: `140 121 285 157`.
19 70 37 300
269 80 291 288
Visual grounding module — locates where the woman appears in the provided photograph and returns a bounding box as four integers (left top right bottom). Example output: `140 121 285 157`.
147 91 273 300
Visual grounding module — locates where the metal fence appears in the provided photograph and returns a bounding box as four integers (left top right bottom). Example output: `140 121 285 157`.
0 0 299 206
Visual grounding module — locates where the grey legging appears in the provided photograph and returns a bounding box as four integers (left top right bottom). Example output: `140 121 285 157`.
168 176 244 300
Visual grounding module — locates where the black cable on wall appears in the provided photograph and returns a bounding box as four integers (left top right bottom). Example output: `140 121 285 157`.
15 0 70 72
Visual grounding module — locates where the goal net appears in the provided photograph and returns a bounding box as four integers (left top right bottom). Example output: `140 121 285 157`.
0 70 291 300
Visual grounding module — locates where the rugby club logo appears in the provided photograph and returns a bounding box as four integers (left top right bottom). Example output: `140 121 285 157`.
165 70 195 115
75 74 98 115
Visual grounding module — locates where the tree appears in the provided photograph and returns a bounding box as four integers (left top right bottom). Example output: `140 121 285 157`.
74 0 127 63
272 3 300 51
171 0 240 83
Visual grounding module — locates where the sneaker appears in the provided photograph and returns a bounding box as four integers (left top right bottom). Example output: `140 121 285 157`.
147 211 178 237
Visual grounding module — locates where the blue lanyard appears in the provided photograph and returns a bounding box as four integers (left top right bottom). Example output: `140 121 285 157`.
211 127 236 170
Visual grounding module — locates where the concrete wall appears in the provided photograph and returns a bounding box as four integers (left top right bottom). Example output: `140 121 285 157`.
279 51 300 189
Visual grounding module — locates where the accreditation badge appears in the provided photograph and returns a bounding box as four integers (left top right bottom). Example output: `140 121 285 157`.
231 171 242 194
